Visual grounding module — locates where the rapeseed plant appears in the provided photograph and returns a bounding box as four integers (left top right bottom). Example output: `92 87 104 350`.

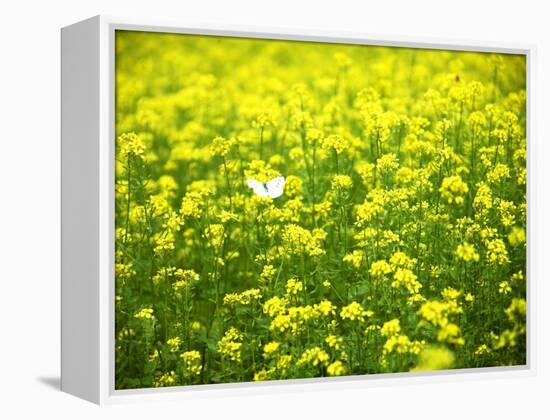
114 30 527 389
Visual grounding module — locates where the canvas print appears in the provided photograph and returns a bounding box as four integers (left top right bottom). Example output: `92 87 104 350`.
114 30 527 390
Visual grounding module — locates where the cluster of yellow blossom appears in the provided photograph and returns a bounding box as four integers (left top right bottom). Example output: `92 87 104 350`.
381 319 401 338
369 259 392 277
380 318 424 356
439 175 469 205
223 288 262 306
392 268 422 295
383 334 424 355
217 327 243 362
180 188 211 219
172 269 200 290
118 132 146 160
322 134 349 155
181 351 202 377
418 291 465 346
485 238 510 265
152 267 199 288
508 227 526 247
281 224 327 257
331 174 353 190
263 297 337 333
455 243 480 262
411 346 455 371
297 347 330 367
340 301 373 322
263 341 280 358
325 335 343 350
343 250 364 269
153 371 177 387
285 278 304 296
209 136 235 157
327 360 346 376
134 308 155 320
166 337 181 352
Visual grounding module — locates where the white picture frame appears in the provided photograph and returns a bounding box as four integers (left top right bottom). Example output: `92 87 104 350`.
61 15 536 404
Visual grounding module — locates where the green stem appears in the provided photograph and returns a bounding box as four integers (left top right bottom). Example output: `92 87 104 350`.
124 156 132 245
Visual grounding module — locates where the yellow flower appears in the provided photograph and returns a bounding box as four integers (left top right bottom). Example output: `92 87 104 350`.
389 251 417 270
263 296 287 318
511 271 524 282
369 259 392 277
331 175 353 190
327 360 346 376
343 250 364 269
297 347 330 367
340 301 371 322
281 224 326 257
134 307 155 320
487 163 511 184
383 334 423 355
209 136 235 157
153 371 177 387
217 327 243 362
486 238 510 265
437 323 464 345
456 243 480 262
498 199 516 226
253 368 276 381
441 287 461 301
180 189 210 219
223 288 262 305
119 132 146 159
376 153 399 172
381 319 401 337
472 182 493 218
325 335 343 350
244 159 281 184
322 134 349 155
204 224 226 249
172 269 200 290
499 281 512 295
474 344 491 356
284 175 303 197
418 298 464 345
276 354 293 373
508 227 526 247
263 341 280 358
166 337 181 352
260 264 277 284
285 278 304 296
270 314 291 332
439 175 469 205
392 268 422 294
153 232 175 255
181 351 202 376
412 346 455 371
252 110 276 128
314 299 336 317
148 349 159 363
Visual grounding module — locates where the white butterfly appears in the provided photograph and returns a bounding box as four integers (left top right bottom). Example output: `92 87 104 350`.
246 176 286 199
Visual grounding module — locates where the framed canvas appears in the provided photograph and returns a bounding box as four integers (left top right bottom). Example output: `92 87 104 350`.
61 15 535 404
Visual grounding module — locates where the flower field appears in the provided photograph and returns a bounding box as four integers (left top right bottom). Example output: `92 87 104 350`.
114 30 527 389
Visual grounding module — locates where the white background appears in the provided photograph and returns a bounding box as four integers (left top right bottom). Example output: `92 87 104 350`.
0 0 548 418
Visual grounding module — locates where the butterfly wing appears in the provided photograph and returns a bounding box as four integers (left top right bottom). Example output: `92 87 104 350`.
265 176 285 198
246 179 269 197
